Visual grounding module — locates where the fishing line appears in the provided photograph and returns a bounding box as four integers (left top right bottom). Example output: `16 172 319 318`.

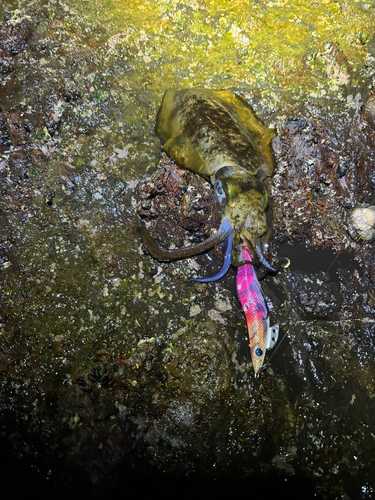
260 323 288 374
326 252 339 274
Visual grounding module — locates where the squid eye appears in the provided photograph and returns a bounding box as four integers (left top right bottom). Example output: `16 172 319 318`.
214 180 227 206
255 348 263 357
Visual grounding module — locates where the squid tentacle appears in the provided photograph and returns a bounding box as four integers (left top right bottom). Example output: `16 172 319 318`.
138 218 232 262
255 244 278 272
190 230 233 282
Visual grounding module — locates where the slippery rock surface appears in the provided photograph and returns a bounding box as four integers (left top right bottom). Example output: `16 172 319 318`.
270 117 348 249
0 2 375 500
138 155 221 248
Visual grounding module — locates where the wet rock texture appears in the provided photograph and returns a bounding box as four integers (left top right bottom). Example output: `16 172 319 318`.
0 3 375 500
270 117 347 249
138 155 220 248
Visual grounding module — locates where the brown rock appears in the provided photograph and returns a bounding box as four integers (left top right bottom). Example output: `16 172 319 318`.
362 93 375 130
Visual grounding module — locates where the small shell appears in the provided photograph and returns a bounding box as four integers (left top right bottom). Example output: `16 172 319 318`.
281 257 291 269
347 204 375 244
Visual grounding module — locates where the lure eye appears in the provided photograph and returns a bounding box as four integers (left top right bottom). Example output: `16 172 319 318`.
255 348 263 357
214 180 227 206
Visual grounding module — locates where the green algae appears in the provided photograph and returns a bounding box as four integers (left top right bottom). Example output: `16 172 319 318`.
60 0 373 99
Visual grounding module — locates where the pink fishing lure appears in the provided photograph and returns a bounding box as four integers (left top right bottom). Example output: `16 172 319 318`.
236 244 279 375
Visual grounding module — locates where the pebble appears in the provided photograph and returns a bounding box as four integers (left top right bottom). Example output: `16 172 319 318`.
347 204 375 243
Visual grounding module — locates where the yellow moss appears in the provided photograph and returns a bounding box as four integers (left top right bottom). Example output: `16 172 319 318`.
68 0 373 94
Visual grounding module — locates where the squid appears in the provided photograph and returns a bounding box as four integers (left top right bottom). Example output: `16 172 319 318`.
139 88 278 270
138 88 281 373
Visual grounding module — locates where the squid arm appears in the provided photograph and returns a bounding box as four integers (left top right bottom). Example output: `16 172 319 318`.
190 230 233 283
189 234 277 283
138 218 232 262
255 244 278 272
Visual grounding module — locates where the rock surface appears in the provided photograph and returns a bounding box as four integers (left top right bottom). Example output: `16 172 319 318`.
0 2 375 499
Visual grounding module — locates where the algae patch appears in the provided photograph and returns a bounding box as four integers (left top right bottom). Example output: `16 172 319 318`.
66 0 373 98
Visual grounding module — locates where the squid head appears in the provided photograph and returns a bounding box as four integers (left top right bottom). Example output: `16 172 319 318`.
213 170 271 268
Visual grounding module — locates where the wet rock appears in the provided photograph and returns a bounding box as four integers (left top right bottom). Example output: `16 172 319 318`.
290 271 342 320
161 329 232 396
0 18 33 56
1 111 31 146
362 92 375 131
347 205 375 244
270 117 347 249
8 150 33 179
0 50 12 74
95 400 118 421
4 148 45 185
138 155 220 248
0 114 11 147
335 163 346 178
345 90 375 200
58 79 82 106
179 175 215 231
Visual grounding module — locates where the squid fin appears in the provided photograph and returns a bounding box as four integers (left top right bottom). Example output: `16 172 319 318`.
163 134 210 176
